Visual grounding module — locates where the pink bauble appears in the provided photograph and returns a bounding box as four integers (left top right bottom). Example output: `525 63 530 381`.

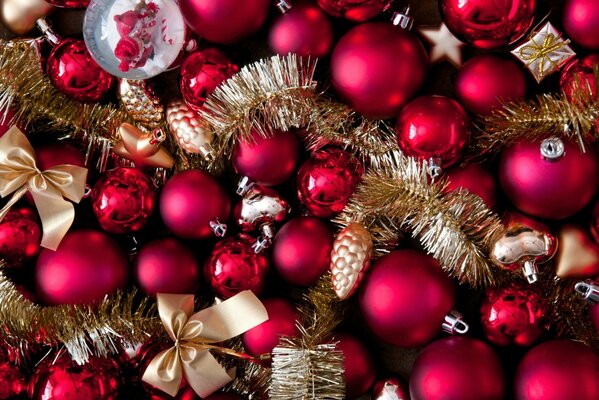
0 207 41 266
334 334 376 399
444 163 497 209
396 96 470 168
440 0 536 49
331 22 428 119
410 337 505 400
160 170 231 239
0 361 26 399
178 0 270 44
499 139 599 219
372 376 409 400
45 0 89 8
135 238 199 295
273 217 334 286
515 340 599 400
455 55 527 115
35 230 129 305
564 0 599 50
233 129 300 186
317 0 392 21
242 298 299 355
359 249 455 347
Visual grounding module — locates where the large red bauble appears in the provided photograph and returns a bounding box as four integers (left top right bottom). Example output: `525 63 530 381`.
273 216 334 286
410 337 505 400
45 0 89 8
331 22 428 119
396 96 470 168
563 0 599 50
440 0 536 49
160 170 231 239
233 129 300 186
499 139 599 219
514 340 599 400
135 238 200 295
242 298 299 355
359 249 455 347
0 207 41 266
317 0 392 21
46 38 115 102
0 361 26 399
444 163 497 209
178 0 270 44
35 230 129 305
455 55 527 116
334 333 376 399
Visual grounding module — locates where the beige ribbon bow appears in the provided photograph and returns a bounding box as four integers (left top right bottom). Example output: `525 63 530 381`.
142 291 268 398
0 126 88 250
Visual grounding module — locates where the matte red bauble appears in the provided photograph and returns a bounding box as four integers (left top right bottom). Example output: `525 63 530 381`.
334 333 376 399
242 298 300 355
440 0 536 49
160 170 231 239
410 337 505 400
46 38 115 102
317 0 392 21
297 147 363 218
359 249 455 347
499 139 599 219
135 238 200 295
514 340 599 400
0 361 26 399
0 207 41 266
45 0 89 8
563 0 599 50
331 22 428 119
180 48 239 113
372 376 409 400
455 55 527 115
396 96 470 168
444 163 497 209
273 216 334 286
233 129 300 186
178 0 270 44
35 230 129 305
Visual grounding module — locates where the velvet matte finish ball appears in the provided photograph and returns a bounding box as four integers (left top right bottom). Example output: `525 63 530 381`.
444 163 497 209
242 298 300 355
563 0 599 50
334 333 376 399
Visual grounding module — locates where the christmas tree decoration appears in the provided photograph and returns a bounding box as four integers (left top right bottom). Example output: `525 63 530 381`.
112 123 175 169
561 55 598 102
0 207 41 266
372 376 409 400
555 225 599 279
563 0 599 50
444 163 497 209
167 98 216 163
316 0 392 21
334 334 376 399
418 23 464 67
118 79 164 131
46 0 89 8
0 359 26 399
0 0 54 34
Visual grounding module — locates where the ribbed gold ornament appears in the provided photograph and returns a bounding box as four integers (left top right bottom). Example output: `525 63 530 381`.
118 79 164 130
166 98 215 159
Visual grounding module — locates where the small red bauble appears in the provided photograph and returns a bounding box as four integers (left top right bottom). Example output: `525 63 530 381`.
410 337 505 400
359 249 455 347
440 0 536 49
242 298 299 355
455 55 527 116
0 207 41 266
180 48 239 113
331 22 428 119
35 230 129 305
334 333 376 399
396 96 470 168
0 361 26 399
563 0 599 50
46 38 115 102
515 340 599 400
45 0 89 8
160 170 231 239
317 0 392 21
297 147 363 218
444 163 497 209
372 376 409 400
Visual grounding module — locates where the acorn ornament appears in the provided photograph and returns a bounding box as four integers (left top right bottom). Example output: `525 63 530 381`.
118 79 164 131
166 98 215 160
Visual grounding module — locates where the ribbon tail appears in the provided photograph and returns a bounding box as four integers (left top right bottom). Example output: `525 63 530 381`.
0 186 28 222
31 189 75 251
142 347 183 397
181 347 235 398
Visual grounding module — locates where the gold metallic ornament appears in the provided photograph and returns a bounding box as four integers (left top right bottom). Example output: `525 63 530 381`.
112 123 174 169
0 0 54 35
166 98 215 159
555 225 599 279
118 79 164 130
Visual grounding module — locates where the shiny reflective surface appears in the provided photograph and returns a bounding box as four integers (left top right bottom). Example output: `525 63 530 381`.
0 208 41 266
317 0 392 21
234 185 290 232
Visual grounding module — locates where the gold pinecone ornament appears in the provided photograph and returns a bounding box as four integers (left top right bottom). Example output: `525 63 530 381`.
118 79 164 130
166 98 215 160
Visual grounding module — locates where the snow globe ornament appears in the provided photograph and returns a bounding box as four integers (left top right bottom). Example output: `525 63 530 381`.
83 0 186 79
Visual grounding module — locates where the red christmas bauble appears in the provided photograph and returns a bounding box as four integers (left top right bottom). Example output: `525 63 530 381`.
514 340 599 400
0 207 41 266
396 96 470 168
269 2 334 58
297 147 363 218
372 376 409 400
273 216 334 286
410 337 505 400
359 249 455 347
440 0 536 49
0 361 26 399
36 143 86 170
334 333 376 399
180 48 239 113
242 298 300 355
499 139 599 219
135 238 200 295
160 170 231 239
317 0 392 21
331 22 428 119
444 163 497 209
233 129 300 186
178 0 270 44
560 56 599 133
45 0 89 8
455 55 527 116
35 230 129 305
46 38 115 102
205 234 270 299
564 0 599 50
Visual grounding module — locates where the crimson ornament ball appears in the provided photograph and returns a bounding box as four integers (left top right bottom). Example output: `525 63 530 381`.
563 0 599 50
334 333 376 399
317 0 392 21
45 0 90 8
0 361 26 399
444 163 497 209
0 207 41 266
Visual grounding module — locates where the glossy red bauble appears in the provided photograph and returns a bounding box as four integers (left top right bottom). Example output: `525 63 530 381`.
560 56 599 136
444 163 497 209
331 22 428 119
317 0 392 21
242 298 300 355
0 208 41 266
0 361 26 399
334 334 376 399
45 0 89 8
563 0 599 50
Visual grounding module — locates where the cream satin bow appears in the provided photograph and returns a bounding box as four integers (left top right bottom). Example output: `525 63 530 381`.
0 126 87 250
142 291 268 398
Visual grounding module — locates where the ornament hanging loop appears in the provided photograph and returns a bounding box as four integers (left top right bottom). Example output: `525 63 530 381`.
427 157 442 180
575 280 599 304
540 137 565 161
275 0 292 14
391 6 414 30
36 18 60 45
442 310 469 335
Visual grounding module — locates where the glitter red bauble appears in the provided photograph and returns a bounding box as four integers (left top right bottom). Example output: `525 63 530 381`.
410 337 505 400
331 22 428 119
45 0 90 8
396 96 470 168
317 0 392 21
444 163 497 209
242 298 300 355
178 0 270 44
563 0 599 50
0 361 26 399
180 48 239 113
46 38 115 102
440 0 536 49
499 139 599 219
455 55 527 116
35 230 129 305
514 340 599 400
334 333 376 399
160 170 231 239
359 249 455 347
273 216 334 286
297 147 363 218
0 207 41 266
205 234 270 299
